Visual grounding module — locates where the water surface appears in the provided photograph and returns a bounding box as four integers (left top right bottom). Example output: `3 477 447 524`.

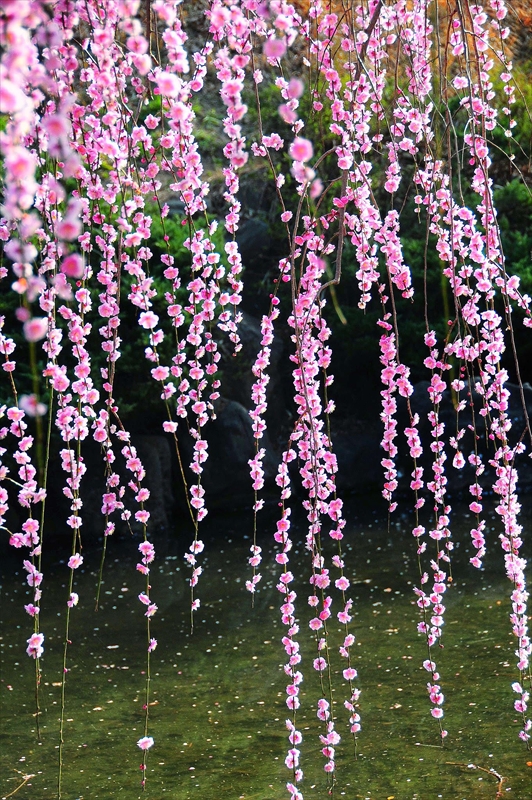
1 497 531 799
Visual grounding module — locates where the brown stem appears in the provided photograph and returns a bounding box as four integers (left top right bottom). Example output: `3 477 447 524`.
445 762 506 798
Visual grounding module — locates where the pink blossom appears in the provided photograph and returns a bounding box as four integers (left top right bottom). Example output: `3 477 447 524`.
23 317 48 342
139 311 159 330
0 79 25 113
56 218 82 241
278 103 297 124
26 632 44 659
68 553 83 569
288 78 304 99
61 254 84 278
137 736 154 750
156 71 180 97
5 147 36 182
19 394 47 417
289 137 313 163
151 365 169 381
263 38 287 59
310 178 324 199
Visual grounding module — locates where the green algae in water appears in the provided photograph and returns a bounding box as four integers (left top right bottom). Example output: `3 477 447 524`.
1 502 531 799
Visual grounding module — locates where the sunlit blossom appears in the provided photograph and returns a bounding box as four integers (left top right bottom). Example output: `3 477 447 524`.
23 317 48 343
137 737 154 750
289 137 313 163
26 632 44 659
1 1 530 790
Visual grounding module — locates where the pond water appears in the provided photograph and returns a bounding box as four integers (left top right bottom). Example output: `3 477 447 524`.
1 495 531 800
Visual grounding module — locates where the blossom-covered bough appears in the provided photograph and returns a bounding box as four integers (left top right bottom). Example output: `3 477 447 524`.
0 0 531 796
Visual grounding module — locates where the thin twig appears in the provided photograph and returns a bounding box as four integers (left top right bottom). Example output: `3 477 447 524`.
445 761 507 798
2 773 36 800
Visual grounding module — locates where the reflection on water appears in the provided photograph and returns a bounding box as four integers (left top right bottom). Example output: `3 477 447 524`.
1 496 531 799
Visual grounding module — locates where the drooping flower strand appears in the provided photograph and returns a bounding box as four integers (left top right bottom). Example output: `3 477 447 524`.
376 283 451 731
371 213 450 732
418 0 532 738
421 333 454 735
485 369 531 743
210 8 256 352
274 503 304 800
311 304 361 749
91 226 128 608
0 395 46 726
0 7 81 692
95 417 159 783
246 301 281 597
447 362 488 570
53 293 101 794
272 385 317 798
117 431 159 782
243 190 295 598
245 25 309 599
147 15 228 618
286 239 351 780
487 387 531 743
214 0 301 609
79 175 162 777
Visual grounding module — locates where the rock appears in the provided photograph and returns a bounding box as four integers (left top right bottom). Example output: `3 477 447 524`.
323 380 532 498
177 397 279 510
396 380 532 493
46 434 176 540
235 218 270 268
220 311 286 441
330 416 383 493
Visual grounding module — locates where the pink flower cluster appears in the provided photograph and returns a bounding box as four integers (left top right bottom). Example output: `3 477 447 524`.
0 0 531 784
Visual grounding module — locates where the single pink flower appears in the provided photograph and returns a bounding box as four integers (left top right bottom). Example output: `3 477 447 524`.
139 311 159 330
5 147 36 181
278 103 297 124
56 218 82 241
264 38 287 59
289 137 313 163
19 394 47 417
310 178 324 199
156 71 180 97
287 78 304 98
137 736 154 750
26 632 44 659
61 253 84 278
342 667 357 680
0 79 25 113
23 317 48 343
68 553 83 569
